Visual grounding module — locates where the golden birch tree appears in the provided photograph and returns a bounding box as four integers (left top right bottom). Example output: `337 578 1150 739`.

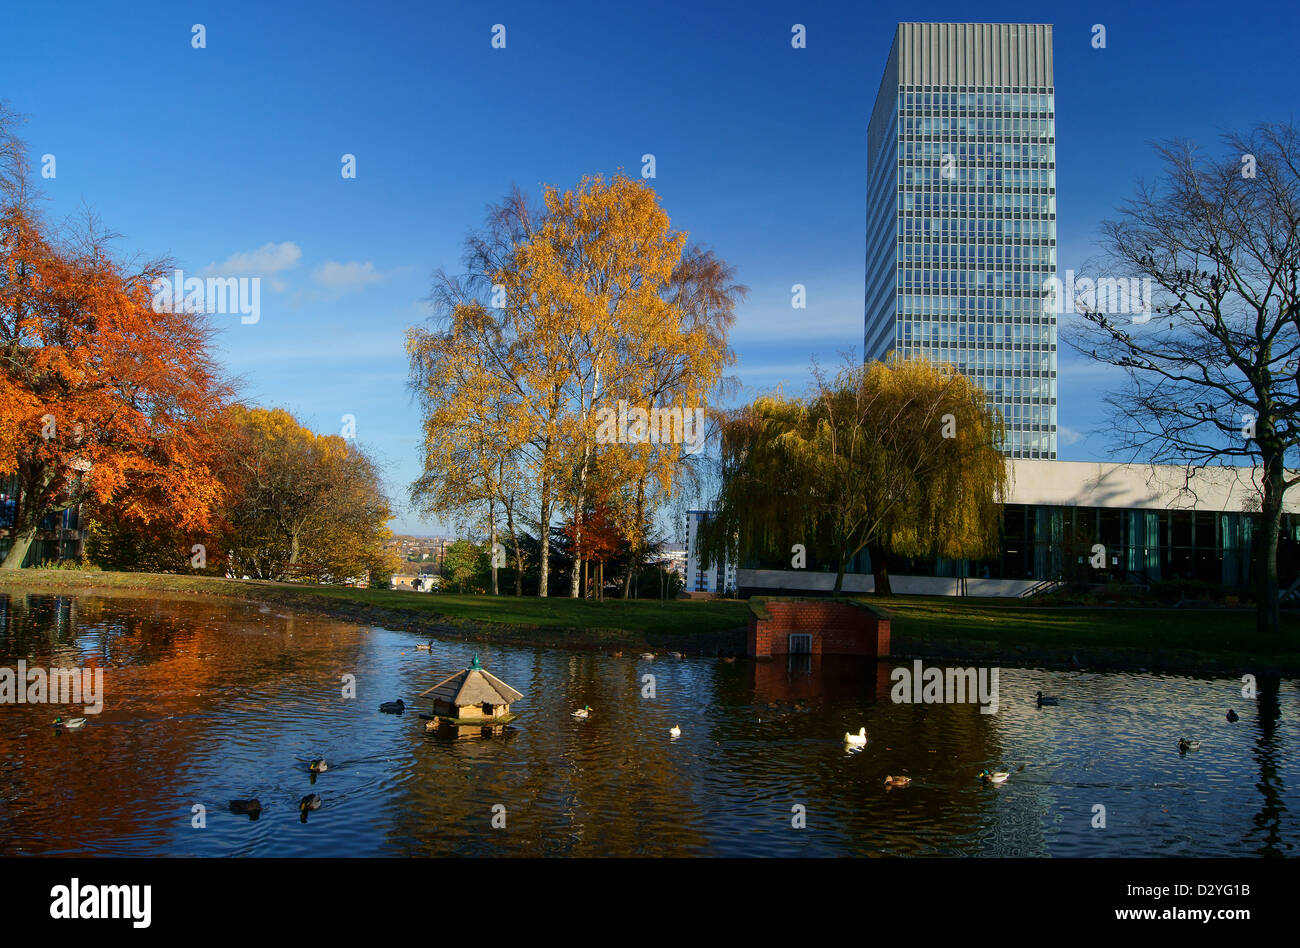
408 174 739 597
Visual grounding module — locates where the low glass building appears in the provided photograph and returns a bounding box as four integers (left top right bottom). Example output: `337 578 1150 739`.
898 503 1280 587
736 460 1300 597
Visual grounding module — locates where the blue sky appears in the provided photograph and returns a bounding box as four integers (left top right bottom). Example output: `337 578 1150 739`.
3 0 1297 536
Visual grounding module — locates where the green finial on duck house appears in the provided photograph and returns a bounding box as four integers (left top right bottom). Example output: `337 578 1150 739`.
420 654 522 739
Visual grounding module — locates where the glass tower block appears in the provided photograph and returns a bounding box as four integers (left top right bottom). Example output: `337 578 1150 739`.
866 22 1058 459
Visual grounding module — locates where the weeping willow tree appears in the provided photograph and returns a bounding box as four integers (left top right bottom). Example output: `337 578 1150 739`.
699 357 1008 595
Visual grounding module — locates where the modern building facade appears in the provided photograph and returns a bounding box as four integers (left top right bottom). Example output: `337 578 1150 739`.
866 22 1058 459
735 459 1300 597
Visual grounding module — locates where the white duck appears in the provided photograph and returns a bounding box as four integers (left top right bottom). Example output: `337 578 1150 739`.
669 725 681 738
843 727 867 747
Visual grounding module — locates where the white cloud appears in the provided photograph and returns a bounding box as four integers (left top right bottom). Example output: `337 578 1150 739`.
1058 425 1084 447
203 241 302 280
313 260 386 289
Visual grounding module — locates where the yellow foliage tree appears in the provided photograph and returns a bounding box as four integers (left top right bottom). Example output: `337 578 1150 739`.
408 174 741 597
217 405 394 583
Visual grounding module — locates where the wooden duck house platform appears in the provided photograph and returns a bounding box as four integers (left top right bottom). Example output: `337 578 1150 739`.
419 655 523 739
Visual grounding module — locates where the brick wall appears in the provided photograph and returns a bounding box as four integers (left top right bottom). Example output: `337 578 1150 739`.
746 599 890 659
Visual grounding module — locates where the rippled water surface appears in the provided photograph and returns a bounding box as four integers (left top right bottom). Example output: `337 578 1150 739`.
0 590 1297 856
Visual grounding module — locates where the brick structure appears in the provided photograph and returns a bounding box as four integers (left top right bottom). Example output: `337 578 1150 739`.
746 597 890 659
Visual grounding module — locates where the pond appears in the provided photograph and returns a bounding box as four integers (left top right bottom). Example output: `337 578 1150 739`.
0 590 1296 856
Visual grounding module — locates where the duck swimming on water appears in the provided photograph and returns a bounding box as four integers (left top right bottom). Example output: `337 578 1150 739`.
1036 691 1059 707
379 699 405 714
299 794 322 822
229 799 262 817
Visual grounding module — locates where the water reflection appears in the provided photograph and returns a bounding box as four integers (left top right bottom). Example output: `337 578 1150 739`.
0 590 1296 856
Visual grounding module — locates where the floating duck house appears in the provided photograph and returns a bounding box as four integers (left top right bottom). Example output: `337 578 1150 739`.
419 655 523 738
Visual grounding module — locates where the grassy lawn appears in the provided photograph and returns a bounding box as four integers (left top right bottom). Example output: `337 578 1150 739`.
282 582 747 637
874 595 1300 672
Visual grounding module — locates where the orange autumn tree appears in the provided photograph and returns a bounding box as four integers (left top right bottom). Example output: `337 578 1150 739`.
0 111 229 567
563 495 624 600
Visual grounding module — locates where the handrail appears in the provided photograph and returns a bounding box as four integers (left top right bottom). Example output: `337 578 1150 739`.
1280 576 1300 603
1018 579 1062 599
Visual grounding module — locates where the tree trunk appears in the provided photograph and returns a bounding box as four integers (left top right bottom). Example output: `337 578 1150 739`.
287 528 301 574
1 525 37 569
832 555 846 597
580 557 587 599
569 507 584 599
489 502 499 596
1256 452 1284 636
622 478 646 599
868 540 893 597
2 466 58 569
538 490 551 598
504 501 523 596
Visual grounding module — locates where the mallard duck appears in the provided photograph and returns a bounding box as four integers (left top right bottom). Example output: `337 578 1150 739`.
571 705 591 719
1178 738 1201 752
53 717 86 729
669 725 681 738
979 769 1010 784
639 652 655 660
416 643 431 651
884 775 911 788
1036 691 1059 707
229 799 262 816
844 727 868 747
721 656 736 664
378 699 405 714
668 651 683 659
309 759 328 773
299 793 321 821
1226 709 1239 722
